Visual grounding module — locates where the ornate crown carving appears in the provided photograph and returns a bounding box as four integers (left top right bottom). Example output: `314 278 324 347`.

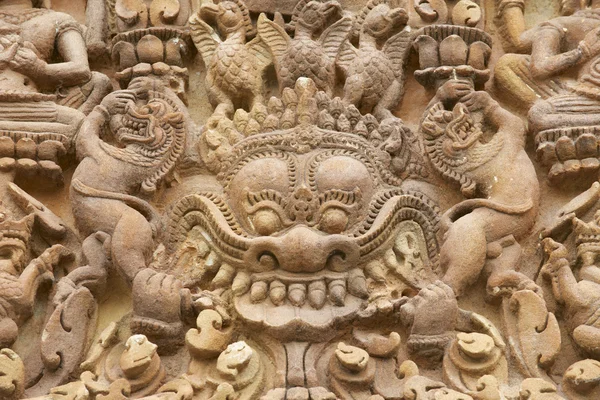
199 77 427 181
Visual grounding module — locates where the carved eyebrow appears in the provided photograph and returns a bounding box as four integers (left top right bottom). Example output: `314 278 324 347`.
246 189 286 207
318 188 361 207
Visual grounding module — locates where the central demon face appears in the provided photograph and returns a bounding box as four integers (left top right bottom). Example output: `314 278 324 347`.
230 151 371 273
169 127 440 341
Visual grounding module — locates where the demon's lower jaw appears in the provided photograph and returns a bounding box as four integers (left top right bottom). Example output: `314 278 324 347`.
189 191 437 339
227 227 368 341
232 270 367 342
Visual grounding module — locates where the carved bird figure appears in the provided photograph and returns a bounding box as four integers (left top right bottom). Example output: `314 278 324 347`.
257 0 352 95
189 0 271 117
337 0 411 120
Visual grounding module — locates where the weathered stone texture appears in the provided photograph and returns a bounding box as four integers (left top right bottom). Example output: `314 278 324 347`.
1 0 600 399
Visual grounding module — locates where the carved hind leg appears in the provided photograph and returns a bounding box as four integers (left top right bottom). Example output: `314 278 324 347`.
441 209 488 297
207 76 234 117
485 238 540 299
111 209 154 284
342 76 364 110
443 206 534 297
373 80 403 121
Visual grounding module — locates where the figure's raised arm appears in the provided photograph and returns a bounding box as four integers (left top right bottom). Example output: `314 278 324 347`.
528 25 600 80
76 91 135 159
461 90 524 140
10 18 92 89
50 28 93 86
494 0 530 53
75 105 107 160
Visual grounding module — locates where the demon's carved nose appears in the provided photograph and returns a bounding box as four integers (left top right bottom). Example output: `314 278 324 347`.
244 226 360 273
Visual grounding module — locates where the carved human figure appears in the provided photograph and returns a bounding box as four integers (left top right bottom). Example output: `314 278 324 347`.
337 0 411 121
70 77 188 348
420 79 539 296
541 235 600 359
0 208 70 348
257 0 352 95
189 0 271 117
0 0 110 127
494 0 600 109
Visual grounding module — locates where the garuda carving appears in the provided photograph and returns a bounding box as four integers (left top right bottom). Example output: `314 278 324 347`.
258 0 352 95
189 0 271 117
337 0 412 120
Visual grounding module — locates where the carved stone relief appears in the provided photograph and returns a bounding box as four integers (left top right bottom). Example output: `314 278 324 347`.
2 0 600 399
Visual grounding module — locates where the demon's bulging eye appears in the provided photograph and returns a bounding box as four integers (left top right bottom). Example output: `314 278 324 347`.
252 208 283 236
315 188 361 233
319 207 349 234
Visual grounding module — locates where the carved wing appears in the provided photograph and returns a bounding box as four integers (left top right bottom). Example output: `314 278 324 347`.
319 16 353 61
246 36 272 72
383 28 413 79
257 13 290 66
336 39 358 76
189 13 221 68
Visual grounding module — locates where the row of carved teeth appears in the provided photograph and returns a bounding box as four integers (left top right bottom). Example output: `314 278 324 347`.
121 127 145 137
123 118 146 130
187 244 390 307
254 279 344 308
0 233 27 243
227 268 369 309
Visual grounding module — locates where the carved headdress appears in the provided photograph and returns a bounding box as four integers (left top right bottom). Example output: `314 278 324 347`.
199 77 427 181
573 211 600 258
0 203 33 273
